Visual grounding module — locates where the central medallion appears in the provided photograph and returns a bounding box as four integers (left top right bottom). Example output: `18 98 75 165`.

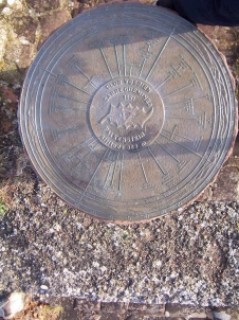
90 77 165 151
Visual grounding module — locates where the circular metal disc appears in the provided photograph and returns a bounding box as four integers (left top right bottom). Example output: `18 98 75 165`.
19 3 237 222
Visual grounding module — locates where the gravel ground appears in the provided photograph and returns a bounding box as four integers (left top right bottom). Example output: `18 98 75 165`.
0 0 239 310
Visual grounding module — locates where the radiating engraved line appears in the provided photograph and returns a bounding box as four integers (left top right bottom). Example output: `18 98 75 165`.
123 44 127 77
139 59 147 78
73 148 94 170
74 139 99 167
156 64 182 89
61 78 91 95
41 67 56 77
51 124 81 142
156 74 171 89
99 48 113 79
163 127 196 143
118 152 124 193
41 68 91 95
166 116 197 121
59 137 96 158
193 73 203 90
110 152 119 186
49 87 58 114
164 82 193 97
161 133 203 159
138 152 149 184
157 143 180 163
147 147 167 176
145 32 173 81
114 45 121 76
195 137 203 151
57 93 88 105
74 63 97 89
51 104 86 112
104 151 117 189
104 163 114 189
129 65 133 77
178 160 188 172
79 149 110 202
50 88 87 113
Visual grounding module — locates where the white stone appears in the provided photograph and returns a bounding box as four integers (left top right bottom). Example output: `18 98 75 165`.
0 292 25 319
19 36 30 45
153 260 162 268
40 285 49 291
214 311 231 320
7 0 15 5
1 6 12 15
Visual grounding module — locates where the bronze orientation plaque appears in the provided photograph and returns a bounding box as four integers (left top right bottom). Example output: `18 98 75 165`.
19 3 237 222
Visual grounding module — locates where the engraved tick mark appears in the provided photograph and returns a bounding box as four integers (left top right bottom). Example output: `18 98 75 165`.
177 159 189 174
198 112 207 128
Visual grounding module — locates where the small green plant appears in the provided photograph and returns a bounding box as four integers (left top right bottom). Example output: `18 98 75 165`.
0 199 7 216
38 305 63 320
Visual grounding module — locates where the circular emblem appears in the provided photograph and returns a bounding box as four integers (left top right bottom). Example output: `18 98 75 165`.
90 77 164 151
19 3 237 222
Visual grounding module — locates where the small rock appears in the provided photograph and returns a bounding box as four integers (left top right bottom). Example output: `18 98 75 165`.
40 285 49 294
0 292 25 319
1 6 12 15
